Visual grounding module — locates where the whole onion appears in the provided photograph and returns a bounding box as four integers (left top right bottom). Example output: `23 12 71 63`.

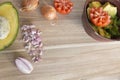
40 5 57 20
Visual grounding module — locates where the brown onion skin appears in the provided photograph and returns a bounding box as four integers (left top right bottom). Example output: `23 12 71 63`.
40 5 57 20
21 0 39 11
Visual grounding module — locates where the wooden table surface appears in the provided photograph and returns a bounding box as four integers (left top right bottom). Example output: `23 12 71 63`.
1 0 120 80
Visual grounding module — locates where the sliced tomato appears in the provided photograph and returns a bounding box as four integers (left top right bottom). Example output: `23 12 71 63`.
89 7 111 27
54 0 73 14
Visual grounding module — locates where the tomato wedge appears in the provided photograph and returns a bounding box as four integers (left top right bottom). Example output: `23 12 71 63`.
89 7 111 27
54 0 73 14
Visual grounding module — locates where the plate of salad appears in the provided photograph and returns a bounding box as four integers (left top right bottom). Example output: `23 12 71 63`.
82 0 120 41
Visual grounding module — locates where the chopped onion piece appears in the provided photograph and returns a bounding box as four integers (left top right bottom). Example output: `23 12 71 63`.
21 25 43 63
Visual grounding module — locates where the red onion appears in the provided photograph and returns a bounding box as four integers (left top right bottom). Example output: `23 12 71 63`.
21 25 43 63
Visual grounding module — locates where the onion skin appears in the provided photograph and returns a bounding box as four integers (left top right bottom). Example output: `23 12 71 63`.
40 5 57 20
21 0 39 11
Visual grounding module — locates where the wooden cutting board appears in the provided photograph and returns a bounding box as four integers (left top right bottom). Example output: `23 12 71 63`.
1 0 120 80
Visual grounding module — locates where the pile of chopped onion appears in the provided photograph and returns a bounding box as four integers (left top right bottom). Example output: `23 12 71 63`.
21 25 43 63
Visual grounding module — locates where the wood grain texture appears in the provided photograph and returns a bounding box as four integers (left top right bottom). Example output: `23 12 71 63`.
0 0 120 80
